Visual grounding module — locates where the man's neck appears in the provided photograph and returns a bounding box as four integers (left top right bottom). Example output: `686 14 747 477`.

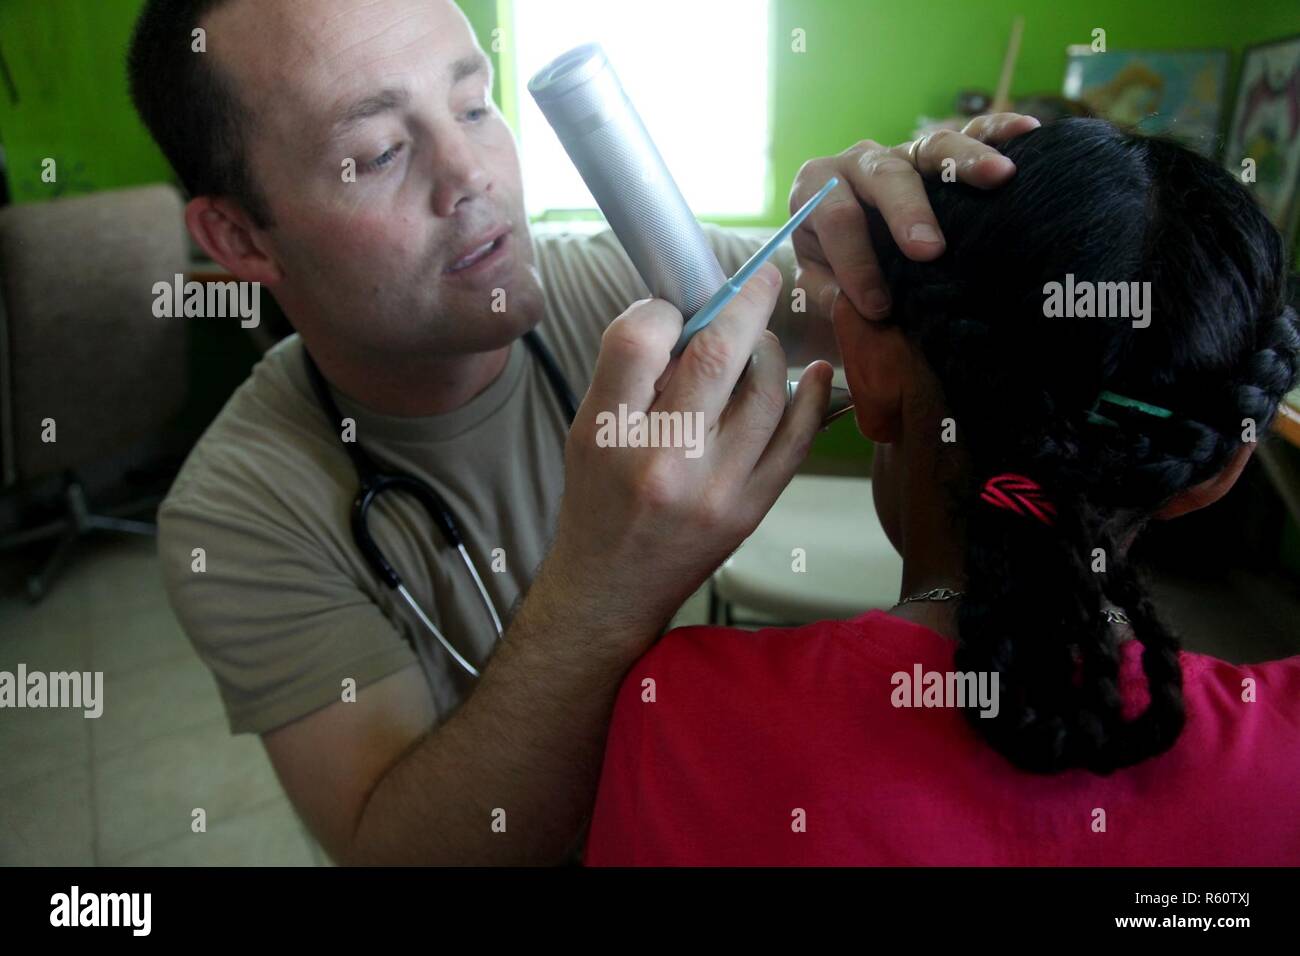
305 339 513 417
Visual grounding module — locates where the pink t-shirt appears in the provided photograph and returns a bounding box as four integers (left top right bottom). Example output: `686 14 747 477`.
584 610 1300 866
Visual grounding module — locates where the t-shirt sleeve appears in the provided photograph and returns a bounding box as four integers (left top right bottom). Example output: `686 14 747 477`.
158 479 418 736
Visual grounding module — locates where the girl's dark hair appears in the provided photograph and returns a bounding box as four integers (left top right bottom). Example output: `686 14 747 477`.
867 118 1299 774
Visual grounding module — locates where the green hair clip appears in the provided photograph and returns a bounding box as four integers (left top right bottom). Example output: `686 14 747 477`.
1086 390 1174 428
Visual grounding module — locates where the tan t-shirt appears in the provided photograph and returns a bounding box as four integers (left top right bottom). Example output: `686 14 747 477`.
159 225 799 734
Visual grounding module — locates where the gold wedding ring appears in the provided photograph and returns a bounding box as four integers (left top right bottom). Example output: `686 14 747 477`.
906 135 925 170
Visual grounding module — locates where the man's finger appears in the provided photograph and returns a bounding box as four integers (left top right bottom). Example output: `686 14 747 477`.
896 127 1017 191
872 116 1040 261
713 329 788 484
583 298 684 423
793 177 887 319
658 265 779 427
961 111 1041 145
743 360 832 508
653 353 681 393
844 145 946 265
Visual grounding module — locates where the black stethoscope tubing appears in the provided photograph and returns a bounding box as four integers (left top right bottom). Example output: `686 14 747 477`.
304 330 577 679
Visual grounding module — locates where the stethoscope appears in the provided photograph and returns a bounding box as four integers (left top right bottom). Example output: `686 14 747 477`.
304 330 578 682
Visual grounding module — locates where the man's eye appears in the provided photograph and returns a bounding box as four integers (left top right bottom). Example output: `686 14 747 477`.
363 143 404 172
466 104 489 121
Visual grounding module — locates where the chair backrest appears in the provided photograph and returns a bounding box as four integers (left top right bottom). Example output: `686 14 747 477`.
0 184 189 487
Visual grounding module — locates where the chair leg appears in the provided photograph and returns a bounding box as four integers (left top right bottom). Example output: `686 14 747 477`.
708 582 736 626
13 476 160 603
25 529 79 603
64 477 158 535
85 513 156 536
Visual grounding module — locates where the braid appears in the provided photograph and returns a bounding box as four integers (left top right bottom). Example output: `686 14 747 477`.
1234 305 1300 429
1101 557 1186 768
952 492 1126 773
865 118 1300 774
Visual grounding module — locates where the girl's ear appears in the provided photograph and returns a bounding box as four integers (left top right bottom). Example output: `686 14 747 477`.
1154 441 1256 520
830 291 911 442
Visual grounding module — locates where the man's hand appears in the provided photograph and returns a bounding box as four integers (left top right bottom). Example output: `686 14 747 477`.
790 112 1041 322
541 264 832 652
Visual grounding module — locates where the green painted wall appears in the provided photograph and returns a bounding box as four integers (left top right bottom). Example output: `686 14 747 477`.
767 1 1300 214
0 0 171 199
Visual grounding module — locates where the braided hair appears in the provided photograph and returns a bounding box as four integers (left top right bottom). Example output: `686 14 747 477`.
866 118 1299 773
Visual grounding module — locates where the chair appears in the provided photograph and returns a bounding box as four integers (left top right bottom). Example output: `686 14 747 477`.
0 184 189 600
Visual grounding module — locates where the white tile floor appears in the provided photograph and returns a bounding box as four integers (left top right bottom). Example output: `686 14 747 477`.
0 536 327 866
0 533 716 867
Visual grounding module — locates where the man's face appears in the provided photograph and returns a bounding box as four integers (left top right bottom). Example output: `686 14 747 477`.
209 0 542 356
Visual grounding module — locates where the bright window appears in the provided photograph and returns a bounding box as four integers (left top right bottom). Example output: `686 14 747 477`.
509 0 772 221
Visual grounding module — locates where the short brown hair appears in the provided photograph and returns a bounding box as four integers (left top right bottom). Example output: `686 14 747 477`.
127 0 275 227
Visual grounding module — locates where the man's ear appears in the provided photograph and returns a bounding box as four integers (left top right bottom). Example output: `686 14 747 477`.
1154 441 1256 520
830 291 909 442
184 195 283 286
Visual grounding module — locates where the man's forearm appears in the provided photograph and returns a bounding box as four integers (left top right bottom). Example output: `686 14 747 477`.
342 557 645 865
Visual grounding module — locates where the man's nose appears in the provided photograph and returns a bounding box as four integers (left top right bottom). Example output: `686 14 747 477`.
431 127 492 217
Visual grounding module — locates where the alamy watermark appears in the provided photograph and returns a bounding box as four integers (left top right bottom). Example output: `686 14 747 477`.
595 405 706 459
1043 273 1151 329
0 664 102 718
152 273 260 328
891 663 999 718
50 886 150 936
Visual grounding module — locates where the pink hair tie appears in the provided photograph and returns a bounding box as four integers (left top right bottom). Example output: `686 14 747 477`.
980 473 1057 526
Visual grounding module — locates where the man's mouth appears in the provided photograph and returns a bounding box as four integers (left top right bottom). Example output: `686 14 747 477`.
445 227 510 274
